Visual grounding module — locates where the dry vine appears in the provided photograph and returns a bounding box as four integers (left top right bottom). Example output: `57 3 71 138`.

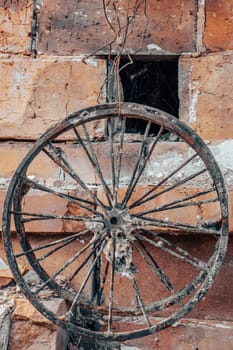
83 0 149 107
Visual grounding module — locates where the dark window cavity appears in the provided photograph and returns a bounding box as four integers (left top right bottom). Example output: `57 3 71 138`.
107 58 179 134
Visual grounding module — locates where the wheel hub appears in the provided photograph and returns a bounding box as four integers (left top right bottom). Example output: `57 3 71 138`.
86 209 137 278
104 209 134 235
104 210 137 278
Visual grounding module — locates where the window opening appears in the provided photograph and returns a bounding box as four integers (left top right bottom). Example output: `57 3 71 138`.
107 58 179 135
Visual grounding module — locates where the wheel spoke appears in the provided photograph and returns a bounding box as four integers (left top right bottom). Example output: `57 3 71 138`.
21 176 102 217
160 197 218 211
132 239 176 294
15 230 89 258
67 238 104 283
131 168 207 210
37 235 88 263
133 188 218 217
132 215 220 235
11 210 104 224
131 277 151 327
122 121 151 207
73 125 112 207
129 153 200 209
154 188 216 211
108 118 116 206
98 260 110 305
122 125 163 208
67 239 107 318
115 117 126 206
136 230 208 271
91 243 102 303
108 232 116 334
35 233 105 294
43 143 108 210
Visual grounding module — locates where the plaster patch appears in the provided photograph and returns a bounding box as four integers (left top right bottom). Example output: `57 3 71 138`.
211 140 233 188
211 140 233 171
189 87 200 123
147 43 164 51
146 152 184 179
85 59 98 67
0 177 10 187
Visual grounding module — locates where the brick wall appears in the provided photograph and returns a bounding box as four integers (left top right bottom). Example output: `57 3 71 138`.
0 1 233 349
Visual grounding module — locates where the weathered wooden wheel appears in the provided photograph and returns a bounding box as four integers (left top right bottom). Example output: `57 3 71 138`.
2 103 228 341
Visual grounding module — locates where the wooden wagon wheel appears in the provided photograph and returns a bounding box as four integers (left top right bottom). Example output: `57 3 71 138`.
2 103 228 341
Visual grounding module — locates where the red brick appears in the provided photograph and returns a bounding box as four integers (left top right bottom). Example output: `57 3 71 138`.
0 57 105 140
38 0 197 55
179 54 233 140
0 0 33 53
0 142 96 182
204 0 233 51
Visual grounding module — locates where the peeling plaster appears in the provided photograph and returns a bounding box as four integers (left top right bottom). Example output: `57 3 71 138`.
146 152 184 179
141 141 233 188
0 178 10 188
212 140 233 171
147 43 164 51
85 58 98 67
211 140 233 187
189 85 200 123
178 317 233 331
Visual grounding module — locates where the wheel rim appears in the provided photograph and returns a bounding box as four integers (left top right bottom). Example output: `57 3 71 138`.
2 103 228 341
